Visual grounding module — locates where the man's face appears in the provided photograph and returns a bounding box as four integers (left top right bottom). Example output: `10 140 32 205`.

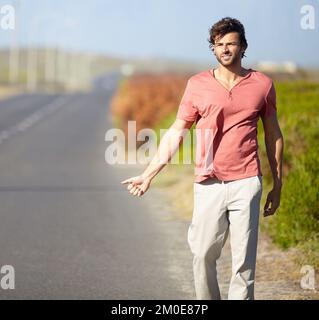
213 32 244 66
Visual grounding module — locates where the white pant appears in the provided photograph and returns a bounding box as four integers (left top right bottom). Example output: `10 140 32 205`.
188 175 263 300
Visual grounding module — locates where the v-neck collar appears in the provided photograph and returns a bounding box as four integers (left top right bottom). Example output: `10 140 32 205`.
208 68 253 94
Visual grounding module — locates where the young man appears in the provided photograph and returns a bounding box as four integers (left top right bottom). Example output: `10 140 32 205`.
121 17 284 300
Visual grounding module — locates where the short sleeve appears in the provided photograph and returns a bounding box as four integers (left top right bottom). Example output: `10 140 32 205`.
260 81 277 118
176 79 198 122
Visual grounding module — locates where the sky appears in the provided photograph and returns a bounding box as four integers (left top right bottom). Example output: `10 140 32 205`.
0 0 318 67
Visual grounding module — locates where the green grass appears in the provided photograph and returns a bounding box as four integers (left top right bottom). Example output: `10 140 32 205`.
258 81 319 269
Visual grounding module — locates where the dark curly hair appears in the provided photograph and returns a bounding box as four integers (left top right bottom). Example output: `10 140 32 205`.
207 17 248 58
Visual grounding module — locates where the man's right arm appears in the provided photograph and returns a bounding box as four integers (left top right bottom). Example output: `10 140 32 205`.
121 118 194 197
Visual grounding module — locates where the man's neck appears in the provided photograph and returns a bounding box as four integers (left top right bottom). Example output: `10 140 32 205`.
215 64 247 82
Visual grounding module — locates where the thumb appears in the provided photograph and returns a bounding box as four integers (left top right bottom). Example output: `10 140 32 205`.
121 176 139 184
264 194 272 211
121 178 134 184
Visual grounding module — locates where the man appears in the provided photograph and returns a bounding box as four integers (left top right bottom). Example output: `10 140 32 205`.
121 17 284 300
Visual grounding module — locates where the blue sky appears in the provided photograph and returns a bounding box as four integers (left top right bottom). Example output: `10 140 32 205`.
0 0 318 67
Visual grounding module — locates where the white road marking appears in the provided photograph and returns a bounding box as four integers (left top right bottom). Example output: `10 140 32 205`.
0 96 71 145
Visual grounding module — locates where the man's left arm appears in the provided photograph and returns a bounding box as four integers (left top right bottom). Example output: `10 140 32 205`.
261 113 284 217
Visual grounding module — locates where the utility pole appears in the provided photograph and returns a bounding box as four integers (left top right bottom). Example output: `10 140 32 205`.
26 46 37 91
45 47 55 84
9 0 19 85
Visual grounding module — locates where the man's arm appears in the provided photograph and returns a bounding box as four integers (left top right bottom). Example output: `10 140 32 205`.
261 113 284 216
121 118 194 197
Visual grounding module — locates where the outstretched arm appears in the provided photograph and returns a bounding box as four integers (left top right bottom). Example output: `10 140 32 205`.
121 118 194 197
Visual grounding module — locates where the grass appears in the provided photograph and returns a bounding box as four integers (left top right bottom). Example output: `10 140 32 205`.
259 81 319 270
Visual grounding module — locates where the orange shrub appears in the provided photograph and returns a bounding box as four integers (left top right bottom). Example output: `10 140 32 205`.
110 72 191 138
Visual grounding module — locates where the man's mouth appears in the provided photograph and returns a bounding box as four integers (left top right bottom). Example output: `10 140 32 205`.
221 54 232 59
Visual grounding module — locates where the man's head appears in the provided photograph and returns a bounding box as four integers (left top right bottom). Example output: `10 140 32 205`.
207 17 248 66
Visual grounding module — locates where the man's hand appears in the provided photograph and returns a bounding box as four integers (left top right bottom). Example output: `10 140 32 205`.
263 186 281 217
121 175 151 197
120 119 193 198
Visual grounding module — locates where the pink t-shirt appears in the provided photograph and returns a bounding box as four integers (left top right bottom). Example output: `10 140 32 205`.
176 69 277 183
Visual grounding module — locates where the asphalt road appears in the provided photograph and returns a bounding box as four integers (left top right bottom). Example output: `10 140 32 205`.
0 86 194 299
